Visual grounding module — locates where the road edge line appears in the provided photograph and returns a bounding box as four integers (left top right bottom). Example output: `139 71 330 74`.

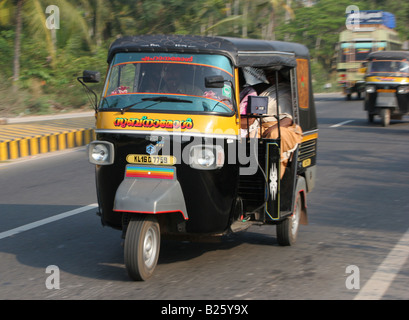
354 227 409 300
0 203 98 240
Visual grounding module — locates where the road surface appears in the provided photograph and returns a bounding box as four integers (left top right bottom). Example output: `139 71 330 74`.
0 93 408 302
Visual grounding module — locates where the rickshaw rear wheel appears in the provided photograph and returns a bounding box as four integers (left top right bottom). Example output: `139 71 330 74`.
276 178 304 246
124 215 160 281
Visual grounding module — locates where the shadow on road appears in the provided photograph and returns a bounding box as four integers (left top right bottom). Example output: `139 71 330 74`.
0 204 280 282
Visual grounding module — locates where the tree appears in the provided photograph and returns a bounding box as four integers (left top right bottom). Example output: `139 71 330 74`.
3 0 93 90
76 0 114 47
13 0 22 91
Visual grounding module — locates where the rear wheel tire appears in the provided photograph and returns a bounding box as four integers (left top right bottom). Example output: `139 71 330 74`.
276 188 302 246
276 194 302 246
124 215 160 281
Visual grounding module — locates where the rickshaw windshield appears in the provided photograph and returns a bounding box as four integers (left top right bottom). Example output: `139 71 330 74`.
368 60 409 77
101 53 235 115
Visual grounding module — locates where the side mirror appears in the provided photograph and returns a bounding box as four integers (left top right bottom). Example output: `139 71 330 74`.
77 70 100 112
205 75 225 88
82 70 101 83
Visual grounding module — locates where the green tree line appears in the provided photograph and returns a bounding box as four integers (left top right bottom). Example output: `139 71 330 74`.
0 0 408 116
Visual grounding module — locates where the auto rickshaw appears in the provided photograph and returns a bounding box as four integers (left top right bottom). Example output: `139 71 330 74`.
78 35 318 281
364 51 409 126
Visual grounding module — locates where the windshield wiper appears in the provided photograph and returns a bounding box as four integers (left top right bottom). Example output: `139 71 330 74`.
138 96 193 110
120 100 150 114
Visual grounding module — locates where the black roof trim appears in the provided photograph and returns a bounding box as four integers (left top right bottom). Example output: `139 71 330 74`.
366 51 409 61
107 35 309 68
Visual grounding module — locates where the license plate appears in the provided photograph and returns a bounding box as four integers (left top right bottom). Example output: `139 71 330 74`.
126 154 176 165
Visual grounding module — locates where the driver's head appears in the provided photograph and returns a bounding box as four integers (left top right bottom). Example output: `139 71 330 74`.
264 68 277 84
164 64 183 90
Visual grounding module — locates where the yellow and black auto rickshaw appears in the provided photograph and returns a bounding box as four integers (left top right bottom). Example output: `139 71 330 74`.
78 35 318 280
364 51 409 126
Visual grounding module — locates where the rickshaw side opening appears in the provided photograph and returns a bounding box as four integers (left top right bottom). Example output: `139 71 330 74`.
80 35 318 280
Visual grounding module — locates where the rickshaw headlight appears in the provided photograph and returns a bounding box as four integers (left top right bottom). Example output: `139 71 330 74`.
365 85 376 93
397 85 409 94
189 145 224 170
88 141 114 165
197 149 215 167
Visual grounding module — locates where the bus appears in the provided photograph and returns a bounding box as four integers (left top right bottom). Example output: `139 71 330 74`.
336 11 403 100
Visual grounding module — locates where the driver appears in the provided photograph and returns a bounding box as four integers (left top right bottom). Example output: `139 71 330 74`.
161 64 202 95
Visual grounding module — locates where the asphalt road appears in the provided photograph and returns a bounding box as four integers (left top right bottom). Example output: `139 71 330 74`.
0 93 408 302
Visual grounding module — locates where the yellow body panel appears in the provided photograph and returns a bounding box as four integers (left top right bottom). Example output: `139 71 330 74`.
96 111 239 137
365 76 409 83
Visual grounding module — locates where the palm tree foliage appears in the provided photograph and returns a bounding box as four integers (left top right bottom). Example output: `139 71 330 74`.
0 0 408 115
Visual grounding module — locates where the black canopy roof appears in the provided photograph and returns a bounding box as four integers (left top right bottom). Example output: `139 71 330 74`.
366 51 409 61
107 35 310 68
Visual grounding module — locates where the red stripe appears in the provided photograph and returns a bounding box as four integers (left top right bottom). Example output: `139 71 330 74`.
113 209 188 220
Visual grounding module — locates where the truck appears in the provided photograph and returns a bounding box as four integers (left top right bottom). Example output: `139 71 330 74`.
335 10 403 100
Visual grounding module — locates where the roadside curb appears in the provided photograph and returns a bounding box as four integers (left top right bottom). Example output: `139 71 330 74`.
0 128 95 161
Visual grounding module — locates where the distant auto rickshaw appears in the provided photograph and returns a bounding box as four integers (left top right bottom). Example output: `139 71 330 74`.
364 51 409 126
78 35 318 281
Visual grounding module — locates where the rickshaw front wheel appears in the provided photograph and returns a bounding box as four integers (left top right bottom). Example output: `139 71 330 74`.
380 108 391 127
124 215 160 281
276 182 303 246
368 112 374 123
